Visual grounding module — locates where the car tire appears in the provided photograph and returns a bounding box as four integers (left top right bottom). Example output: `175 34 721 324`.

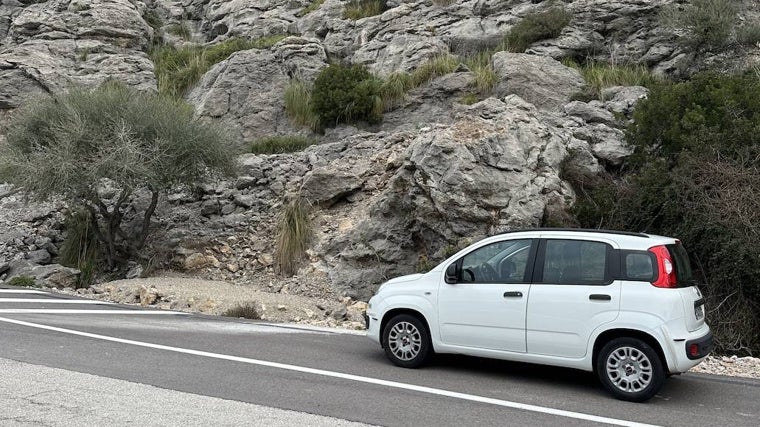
382 314 432 368
596 337 665 402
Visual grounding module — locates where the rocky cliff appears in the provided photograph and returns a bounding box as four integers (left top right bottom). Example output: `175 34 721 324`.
1 0 758 300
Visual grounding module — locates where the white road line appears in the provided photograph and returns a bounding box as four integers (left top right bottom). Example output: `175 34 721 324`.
0 316 660 427
0 289 48 294
0 310 184 315
0 299 113 304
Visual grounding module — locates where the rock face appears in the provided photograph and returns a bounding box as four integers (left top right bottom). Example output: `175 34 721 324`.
1 0 755 302
188 36 327 142
0 0 156 119
492 53 586 110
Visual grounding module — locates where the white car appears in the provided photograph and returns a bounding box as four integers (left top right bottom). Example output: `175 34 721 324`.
366 229 712 402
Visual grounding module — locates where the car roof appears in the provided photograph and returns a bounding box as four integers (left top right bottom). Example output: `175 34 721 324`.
488 228 677 250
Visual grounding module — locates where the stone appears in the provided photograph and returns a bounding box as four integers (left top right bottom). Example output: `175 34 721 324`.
125 263 144 280
492 52 585 110
564 101 616 125
5 260 80 289
226 263 239 273
25 249 51 265
139 285 159 306
301 169 364 206
258 253 274 267
183 253 217 270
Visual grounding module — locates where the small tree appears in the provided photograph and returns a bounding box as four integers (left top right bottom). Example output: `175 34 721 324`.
0 81 236 267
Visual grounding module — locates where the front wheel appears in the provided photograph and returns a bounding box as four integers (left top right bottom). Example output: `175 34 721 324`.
596 337 665 402
382 314 432 368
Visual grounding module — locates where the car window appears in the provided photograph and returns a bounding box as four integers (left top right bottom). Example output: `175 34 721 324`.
542 239 610 285
460 239 532 283
624 252 655 281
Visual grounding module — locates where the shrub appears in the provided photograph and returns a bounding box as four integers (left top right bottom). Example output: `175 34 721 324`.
565 71 760 355
564 59 660 100
223 303 262 320
463 51 498 95
459 93 480 105
660 0 738 51
0 82 235 268
504 7 572 53
8 276 37 288
311 64 383 127
275 196 313 276
151 35 286 98
284 80 321 131
59 208 99 288
344 0 388 20
627 71 760 162
250 136 317 154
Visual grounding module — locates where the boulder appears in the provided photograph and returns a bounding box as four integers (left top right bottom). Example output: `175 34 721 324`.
5 260 80 289
492 53 585 110
302 169 364 206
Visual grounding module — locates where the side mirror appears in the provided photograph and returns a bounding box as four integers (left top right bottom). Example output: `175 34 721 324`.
445 263 459 284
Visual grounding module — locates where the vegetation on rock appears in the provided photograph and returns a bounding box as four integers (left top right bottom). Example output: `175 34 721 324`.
0 82 236 268
151 35 287 98
564 59 661 100
504 6 572 53
311 64 383 128
59 208 100 288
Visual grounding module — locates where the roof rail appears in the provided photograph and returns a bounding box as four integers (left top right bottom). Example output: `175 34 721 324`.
492 228 650 238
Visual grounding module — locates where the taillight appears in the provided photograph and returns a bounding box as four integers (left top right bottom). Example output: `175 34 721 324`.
649 245 677 288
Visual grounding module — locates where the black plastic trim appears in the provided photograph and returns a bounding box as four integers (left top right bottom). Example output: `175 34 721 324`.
685 331 714 360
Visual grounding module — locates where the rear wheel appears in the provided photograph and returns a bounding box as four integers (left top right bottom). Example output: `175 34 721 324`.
596 337 665 402
382 314 432 368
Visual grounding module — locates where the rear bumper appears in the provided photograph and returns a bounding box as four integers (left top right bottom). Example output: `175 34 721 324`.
685 330 713 360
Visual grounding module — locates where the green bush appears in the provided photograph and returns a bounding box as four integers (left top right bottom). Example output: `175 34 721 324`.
660 0 738 51
379 72 414 110
284 80 321 132
8 276 37 288
251 136 317 154
565 71 760 355
627 71 760 162
463 51 498 95
311 64 383 127
504 7 572 53
0 82 235 268
344 0 388 20
738 24 760 47
275 196 313 276
151 35 286 98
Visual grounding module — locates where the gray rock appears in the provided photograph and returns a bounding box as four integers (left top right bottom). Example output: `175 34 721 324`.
25 249 51 265
5 260 80 289
188 39 327 143
564 101 616 125
302 169 364 207
492 53 585 111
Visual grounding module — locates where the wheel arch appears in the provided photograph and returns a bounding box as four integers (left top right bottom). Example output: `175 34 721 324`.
380 308 431 348
592 328 669 374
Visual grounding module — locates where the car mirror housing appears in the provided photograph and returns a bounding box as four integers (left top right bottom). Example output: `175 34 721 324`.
445 263 459 284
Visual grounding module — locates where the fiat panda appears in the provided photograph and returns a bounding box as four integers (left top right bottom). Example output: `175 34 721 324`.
366 229 712 402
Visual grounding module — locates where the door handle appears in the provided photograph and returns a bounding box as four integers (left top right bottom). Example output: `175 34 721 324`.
503 291 523 298
589 294 611 301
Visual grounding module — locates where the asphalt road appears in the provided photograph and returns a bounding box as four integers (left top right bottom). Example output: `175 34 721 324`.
1 286 759 427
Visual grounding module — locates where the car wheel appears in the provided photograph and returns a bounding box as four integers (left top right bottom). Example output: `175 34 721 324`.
382 314 432 368
596 337 665 402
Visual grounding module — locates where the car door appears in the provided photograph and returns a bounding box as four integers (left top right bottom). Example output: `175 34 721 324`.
437 238 537 353
526 237 621 358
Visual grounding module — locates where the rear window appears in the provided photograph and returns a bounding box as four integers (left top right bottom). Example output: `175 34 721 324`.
623 252 655 281
667 243 694 287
